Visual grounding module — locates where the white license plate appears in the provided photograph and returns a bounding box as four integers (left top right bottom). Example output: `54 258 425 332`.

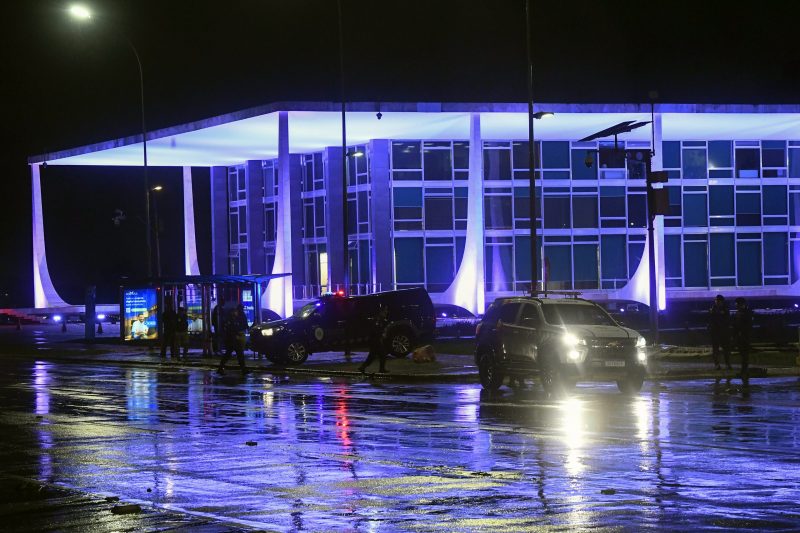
605 360 626 367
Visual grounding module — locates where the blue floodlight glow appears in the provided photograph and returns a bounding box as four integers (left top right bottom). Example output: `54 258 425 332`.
53 315 62 322
97 314 106 320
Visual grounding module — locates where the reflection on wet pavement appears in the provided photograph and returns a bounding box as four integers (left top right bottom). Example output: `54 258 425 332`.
1 360 799 531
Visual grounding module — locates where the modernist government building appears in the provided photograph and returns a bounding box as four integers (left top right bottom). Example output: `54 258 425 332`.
29 102 800 316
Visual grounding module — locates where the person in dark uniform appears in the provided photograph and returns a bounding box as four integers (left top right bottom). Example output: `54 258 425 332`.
161 301 177 359
217 304 250 375
174 306 190 360
708 294 732 370
211 297 226 355
358 304 389 374
733 297 753 380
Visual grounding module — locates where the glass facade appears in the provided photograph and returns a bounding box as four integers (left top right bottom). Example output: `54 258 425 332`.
225 134 800 303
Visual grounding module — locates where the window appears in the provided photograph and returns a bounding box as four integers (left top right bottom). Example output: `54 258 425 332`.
484 147 511 180
737 240 762 286
709 185 734 227
736 190 761 226
393 142 421 170
762 141 786 168
665 234 682 287
682 148 707 180
573 195 598 228
600 187 626 219
683 193 708 227
393 188 422 230
735 148 759 178
601 235 627 287
708 141 732 168
485 195 513 230
499 303 521 323
627 191 647 228
663 141 681 168
541 141 570 168
544 245 572 290
764 233 788 278
571 149 597 180
544 194 571 229
423 146 452 181
424 196 453 230
710 233 735 286
394 238 424 284
425 246 454 292
515 235 531 285
684 238 708 287
486 240 514 292
573 244 599 289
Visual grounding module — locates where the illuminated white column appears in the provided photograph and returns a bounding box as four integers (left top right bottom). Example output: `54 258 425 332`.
652 112 667 310
441 112 485 315
266 111 294 317
31 164 67 308
182 166 200 275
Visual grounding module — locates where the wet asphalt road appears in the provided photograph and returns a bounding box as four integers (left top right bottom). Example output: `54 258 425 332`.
1 359 799 531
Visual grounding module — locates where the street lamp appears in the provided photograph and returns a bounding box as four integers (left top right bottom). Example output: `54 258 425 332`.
68 4 153 278
337 0 349 295
524 0 554 294
150 185 163 278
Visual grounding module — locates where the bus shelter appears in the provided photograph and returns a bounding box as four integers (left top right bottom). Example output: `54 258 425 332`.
120 274 289 352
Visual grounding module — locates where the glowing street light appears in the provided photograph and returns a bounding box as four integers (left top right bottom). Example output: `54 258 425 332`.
68 4 92 20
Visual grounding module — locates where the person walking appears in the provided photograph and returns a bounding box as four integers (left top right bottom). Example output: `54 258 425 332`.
733 297 753 380
211 297 225 355
358 305 389 374
709 294 732 370
160 302 177 359
174 306 190 360
217 304 250 375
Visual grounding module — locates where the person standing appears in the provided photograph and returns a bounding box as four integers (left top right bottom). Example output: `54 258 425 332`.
211 297 225 355
161 302 177 359
358 305 389 374
174 306 190 360
217 304 250 375
733 297 753 379
708 294 732 370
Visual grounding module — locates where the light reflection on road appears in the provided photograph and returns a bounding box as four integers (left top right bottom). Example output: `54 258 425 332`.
0 362 798 531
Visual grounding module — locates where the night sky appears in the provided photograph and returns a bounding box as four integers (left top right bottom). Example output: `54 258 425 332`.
2 0 798 306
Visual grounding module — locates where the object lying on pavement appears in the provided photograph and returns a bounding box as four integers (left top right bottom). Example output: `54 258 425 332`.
412 345 436 363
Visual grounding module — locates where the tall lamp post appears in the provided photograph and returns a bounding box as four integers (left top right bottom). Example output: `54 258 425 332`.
336 0 349 295
524 0 554 294
151 185 163 278
68 4 153 278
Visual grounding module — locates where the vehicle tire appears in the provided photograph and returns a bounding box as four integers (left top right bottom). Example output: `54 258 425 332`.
478 350 504 391
617 372 645 394
540 359 573 398
284 340 309 365
387 329 415 358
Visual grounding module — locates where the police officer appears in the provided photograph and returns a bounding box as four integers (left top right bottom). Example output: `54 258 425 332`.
217 305 250 376
733 297 753 379
708 294 732 370
358 304 389 374
161 301 177 359
174 306 190 360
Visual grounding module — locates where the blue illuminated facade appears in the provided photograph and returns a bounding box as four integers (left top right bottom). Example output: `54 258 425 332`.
29 103 800 315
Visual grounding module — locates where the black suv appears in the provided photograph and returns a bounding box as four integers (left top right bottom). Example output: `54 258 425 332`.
250 288 436 364
475 296 648 394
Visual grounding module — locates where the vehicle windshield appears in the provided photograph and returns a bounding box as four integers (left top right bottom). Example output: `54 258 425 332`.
294 301 321 319
542 304 616 326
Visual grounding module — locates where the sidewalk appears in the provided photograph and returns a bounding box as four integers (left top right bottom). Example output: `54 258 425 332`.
2 324 799 383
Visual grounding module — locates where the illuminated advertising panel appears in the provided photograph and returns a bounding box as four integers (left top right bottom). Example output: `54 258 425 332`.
185 284 204 333
123 288 159 341
242 289 255 327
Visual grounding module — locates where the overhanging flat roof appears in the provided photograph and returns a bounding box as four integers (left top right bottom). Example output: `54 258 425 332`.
29 101 800 167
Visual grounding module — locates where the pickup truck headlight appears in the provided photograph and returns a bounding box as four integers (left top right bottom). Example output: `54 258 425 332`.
563 333 587 362
636 336 646 348
562 333 586 347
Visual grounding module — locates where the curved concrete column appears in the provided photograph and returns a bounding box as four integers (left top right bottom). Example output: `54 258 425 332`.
440 113 485 315
265 111 294 317
182 166 200 275
31 164 68 308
